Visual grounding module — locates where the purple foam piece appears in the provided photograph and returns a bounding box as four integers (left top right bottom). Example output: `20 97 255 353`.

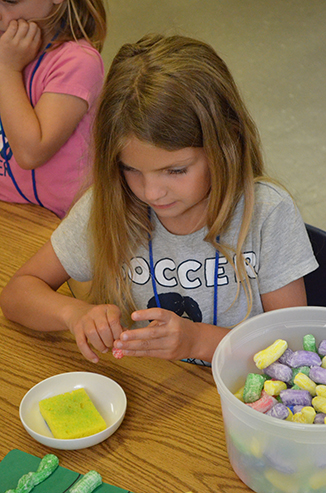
264 362 292 382
310 366 326 384
280 389 312 407
287 350 322 368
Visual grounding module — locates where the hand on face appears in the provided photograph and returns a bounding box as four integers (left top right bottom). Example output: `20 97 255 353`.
67 303 125 363
113 307 197 360
0 19 41 73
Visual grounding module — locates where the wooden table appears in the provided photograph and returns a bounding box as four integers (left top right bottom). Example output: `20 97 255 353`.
0 201 251 493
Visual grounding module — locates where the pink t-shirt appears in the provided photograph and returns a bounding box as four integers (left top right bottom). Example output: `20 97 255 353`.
0 40 104 218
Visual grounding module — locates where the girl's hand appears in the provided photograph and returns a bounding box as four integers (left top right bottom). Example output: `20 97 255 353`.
0 19 41 73
66 303 125 363
113 308 198 360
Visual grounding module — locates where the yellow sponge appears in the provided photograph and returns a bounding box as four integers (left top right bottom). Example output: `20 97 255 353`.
39 388 107 439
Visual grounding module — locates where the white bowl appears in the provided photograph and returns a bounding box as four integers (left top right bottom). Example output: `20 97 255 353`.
19 371 127 450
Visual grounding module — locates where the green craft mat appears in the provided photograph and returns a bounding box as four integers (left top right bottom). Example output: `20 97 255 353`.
0 450 133 493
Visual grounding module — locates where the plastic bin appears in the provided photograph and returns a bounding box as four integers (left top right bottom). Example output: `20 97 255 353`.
212 306 326 493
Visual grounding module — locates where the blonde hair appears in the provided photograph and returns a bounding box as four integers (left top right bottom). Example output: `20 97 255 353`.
40 0 107 52
89 34 267 325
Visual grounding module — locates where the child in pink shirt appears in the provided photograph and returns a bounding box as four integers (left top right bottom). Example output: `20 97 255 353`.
0 0 106 218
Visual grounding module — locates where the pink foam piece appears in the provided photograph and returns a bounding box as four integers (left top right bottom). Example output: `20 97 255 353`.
246 390 277 413
112 348 124 359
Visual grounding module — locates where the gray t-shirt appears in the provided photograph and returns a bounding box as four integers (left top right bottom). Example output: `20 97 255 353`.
52 181 318 336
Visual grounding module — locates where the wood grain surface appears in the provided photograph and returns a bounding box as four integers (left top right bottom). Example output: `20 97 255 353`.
0 201 252 493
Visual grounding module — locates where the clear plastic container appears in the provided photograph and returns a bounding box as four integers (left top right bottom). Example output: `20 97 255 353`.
212 306 326 493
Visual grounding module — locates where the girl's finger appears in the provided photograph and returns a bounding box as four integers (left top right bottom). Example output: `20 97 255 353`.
119 323 165 343
3 20 19 39
26 22 41 42
121 346 176 359
14 19 30 39
131 308 170 325
74 326 100 363
116 335 167 352
93 320 113 349
105 308 124 341
86 320 111 353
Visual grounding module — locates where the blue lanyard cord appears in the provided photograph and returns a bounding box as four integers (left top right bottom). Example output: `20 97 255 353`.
31 169 43 206
148 207 220 326
148 209 161 308
148 234 162 309
0 117 34 203
213 246 219 326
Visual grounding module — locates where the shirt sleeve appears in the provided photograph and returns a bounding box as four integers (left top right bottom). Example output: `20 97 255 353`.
257 188 318 293
51 189 94 281
42 42 104 107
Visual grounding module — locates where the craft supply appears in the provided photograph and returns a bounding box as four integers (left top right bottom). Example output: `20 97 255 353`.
301 405 316 423
236 334 326 424
246 390 277 413
316 385 326 398
4 454 59 493
309 366 326 384
309 468 326 490
234 385 245 401
278 347 293 365
264 468 297 493
243 373 265 403
112 348 124 359
314 412 326 424
69 470 102 493
292 406 316 424
312 396 326 414
293 372 317 395
264 361 292 382
39 388 106 439
293 405 304 414
264 379 287 396
33 454 59 484
289 366 310 386
303 334 317 353
287 350 322 368
318 340 326 356
5 472 34 493
265 402 289 420
253 339 288 370
279 389 312 407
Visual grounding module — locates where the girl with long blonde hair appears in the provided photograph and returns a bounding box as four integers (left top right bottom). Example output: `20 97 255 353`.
0 34 317 365
0 0 106 217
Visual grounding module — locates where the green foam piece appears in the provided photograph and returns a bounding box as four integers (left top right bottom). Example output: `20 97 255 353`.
0 450 132 493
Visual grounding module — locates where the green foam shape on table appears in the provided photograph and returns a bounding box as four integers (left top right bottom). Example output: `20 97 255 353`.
0 450 133 493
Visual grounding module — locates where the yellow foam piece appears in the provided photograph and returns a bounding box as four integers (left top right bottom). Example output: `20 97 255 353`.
264 469 299 493
264 379 287 396
294 372 317 396
312 396 326 414
253 339 288 370
293 406 316 424
316 385 326 398
39 388 107 439
234 385 245 401
310 469 326 489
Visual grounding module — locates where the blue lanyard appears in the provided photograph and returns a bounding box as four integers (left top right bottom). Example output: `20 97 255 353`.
0 35 57 207
148 209 220 326
0 118 36 204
